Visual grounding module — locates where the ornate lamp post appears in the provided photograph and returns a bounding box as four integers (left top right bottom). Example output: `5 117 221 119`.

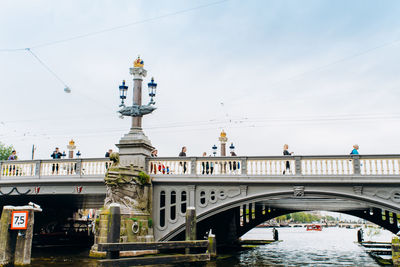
229 142 235 154
116 56 158 166
212 144 217 156
219 130 228 156
67 139 76 159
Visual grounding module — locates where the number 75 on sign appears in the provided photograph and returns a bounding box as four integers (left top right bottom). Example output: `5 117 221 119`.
10 211 29 230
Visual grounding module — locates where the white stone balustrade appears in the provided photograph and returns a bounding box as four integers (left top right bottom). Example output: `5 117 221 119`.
247 158 294 175
360 158 400 175
2 155 400 178
148 155 400 177
0 158 111 178
301 157 353 175
1 162 36 177
148 159 191 175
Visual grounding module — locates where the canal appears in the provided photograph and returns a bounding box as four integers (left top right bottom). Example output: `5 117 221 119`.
30 227 395 266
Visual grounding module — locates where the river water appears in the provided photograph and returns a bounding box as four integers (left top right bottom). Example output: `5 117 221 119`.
30 227 395 266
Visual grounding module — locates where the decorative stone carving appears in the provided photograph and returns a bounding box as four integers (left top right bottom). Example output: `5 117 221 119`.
391 191 400 203
240 185 248 197
227 188 241 198
293 186 305 197
353 186 363 195
103 153 151 214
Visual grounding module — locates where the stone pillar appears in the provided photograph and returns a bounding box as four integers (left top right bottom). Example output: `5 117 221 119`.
106 204 121 259
14 209 35 265
0 205 41 266
117 65 152 167
132 77 143 129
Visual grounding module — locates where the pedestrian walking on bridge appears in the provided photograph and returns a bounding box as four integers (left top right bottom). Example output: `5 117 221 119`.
283 144 293 175
179 146 187 174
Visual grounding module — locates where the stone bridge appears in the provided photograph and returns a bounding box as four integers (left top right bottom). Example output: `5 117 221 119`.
148 154 400 243
1 154 400 244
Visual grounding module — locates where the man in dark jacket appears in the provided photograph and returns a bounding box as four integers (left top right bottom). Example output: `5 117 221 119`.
51 147 63 174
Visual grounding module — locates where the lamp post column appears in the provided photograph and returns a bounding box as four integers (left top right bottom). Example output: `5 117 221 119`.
219 130 228 156
130 65 147 130
117 57 153 167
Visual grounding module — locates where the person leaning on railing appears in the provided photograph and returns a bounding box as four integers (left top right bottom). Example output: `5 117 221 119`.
7 150 18 175
51 147 62 174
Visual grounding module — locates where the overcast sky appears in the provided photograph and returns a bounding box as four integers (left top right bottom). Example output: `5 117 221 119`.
1 0 400 160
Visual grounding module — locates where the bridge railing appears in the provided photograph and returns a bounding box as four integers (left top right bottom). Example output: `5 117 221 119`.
0 158 112 178
2 155 400 178
148 154 400 176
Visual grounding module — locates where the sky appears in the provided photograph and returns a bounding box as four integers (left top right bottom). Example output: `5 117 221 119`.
1 0 400 159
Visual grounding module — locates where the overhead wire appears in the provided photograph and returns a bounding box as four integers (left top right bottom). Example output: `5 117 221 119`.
0 0 230 51
2 112 400 140
25 48 69 88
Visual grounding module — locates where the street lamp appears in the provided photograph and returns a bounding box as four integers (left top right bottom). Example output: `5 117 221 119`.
147 77 157 105
212 144 217 156
117 57 158 119
119 80 128 107
229 142 235 153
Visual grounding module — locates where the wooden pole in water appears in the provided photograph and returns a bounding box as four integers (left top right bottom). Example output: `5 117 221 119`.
185 207 196 254
207 231 217 259
0 206 15 265
106 204 121 259
393 236 400 267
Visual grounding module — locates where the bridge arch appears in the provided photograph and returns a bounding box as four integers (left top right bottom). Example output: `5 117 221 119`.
158 189 400 242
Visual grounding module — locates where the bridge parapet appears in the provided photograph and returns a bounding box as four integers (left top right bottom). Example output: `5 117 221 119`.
0 158 111 178
148 154 400 177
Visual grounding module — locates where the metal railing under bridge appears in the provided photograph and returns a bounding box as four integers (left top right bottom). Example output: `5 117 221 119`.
2 154 400 179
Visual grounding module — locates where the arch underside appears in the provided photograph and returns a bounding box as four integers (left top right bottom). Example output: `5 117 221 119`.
162 191 400 244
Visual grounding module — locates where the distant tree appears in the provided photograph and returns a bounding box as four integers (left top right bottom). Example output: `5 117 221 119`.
0 142 14 160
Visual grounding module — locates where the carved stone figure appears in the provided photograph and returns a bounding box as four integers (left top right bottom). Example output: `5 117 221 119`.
118 104 157 117
104 152 151 214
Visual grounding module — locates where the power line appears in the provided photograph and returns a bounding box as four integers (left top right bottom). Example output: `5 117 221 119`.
0 0 230 51
26 48 69 88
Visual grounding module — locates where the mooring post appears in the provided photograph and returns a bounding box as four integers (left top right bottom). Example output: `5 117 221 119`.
14 208 35 265
357 229 364 243
207 230 217 259
106 203 121 259
392 236 400 267
185 207 196 254
0 206 15 265
0 204 41 266
273 228 279 241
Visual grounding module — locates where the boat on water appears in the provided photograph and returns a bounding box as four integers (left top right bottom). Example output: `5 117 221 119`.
306 224 322 231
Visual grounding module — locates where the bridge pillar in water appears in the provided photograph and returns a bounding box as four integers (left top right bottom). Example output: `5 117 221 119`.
0 205 41 266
